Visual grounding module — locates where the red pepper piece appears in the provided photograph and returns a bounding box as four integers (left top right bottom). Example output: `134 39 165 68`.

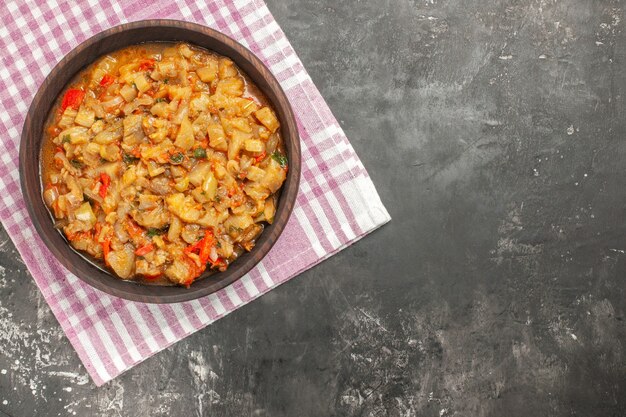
184 230 215 262
98 173 110 198
125 219 144 238
254 150 267 164
135 243 155 256
198 230 215 264
184 240 203 255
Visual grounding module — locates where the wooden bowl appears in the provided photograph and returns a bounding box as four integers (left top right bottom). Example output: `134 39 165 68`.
19 20 300 303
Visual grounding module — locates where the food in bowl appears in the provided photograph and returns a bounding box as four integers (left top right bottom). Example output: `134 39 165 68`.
41 42 288 286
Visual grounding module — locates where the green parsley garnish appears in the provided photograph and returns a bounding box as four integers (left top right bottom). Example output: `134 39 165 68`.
271 151 288 168
70 159 83 168
193 148 207 159
163 79 169 84
62 135 70 143
169 152 184 164
122 153 139 165
155 98 166 103
147 226 169 237
228 225 244 234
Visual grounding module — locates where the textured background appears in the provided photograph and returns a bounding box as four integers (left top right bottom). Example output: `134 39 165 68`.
2 0 626 416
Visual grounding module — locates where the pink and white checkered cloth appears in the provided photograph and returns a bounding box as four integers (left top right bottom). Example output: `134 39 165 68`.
0 0 390 385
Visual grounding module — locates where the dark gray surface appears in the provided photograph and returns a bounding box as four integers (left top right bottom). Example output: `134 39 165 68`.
2 0 626 416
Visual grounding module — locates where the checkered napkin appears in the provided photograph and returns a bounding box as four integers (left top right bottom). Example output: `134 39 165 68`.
0 0 390 385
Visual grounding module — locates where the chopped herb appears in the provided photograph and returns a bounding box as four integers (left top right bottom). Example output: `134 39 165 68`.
228 225 243 234
70 159 83 168
100 157 107 163
122 152 139 164
193 148 207 159
216 241 222 248
169 152 184 164
163 79 169 84
147 226 169 237
214 195 221 203
62 135 71 143
155 98 166 103
271 151 288 168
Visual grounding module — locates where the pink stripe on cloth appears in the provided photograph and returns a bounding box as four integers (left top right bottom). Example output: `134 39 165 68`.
0 0 390 385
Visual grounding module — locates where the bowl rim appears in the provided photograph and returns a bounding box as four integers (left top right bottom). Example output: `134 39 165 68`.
19 19 301 303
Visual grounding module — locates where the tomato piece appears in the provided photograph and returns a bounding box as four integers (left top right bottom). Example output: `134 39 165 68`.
99 74 115 87
101 173 110 187
47 125 61 136
102 238 111 265
138 59 155 71
183 257 204 288
60 88 85 111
